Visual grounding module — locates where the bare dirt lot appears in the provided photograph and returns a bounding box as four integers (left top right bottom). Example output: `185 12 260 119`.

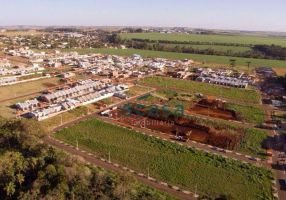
187 105 237 121
109 108 241 149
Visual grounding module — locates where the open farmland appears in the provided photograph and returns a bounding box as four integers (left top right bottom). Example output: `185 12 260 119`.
55 118 274 200
120 33 286 47
139 77 261 104
68 48 286 69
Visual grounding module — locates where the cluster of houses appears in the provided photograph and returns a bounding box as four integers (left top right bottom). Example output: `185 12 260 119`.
0 76 17 86
4 47 46 59
0 55 45 86
44 52 194 79
0 31 101 50
194 68 254 88
0 64 44 76
14 79 129 121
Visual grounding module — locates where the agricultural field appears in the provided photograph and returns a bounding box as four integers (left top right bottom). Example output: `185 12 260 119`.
138 76 261 105
68 48 286 69
120 33 286 47
55 118 274 200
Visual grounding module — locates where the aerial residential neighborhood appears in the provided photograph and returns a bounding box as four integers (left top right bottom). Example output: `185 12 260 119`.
0 1 286 200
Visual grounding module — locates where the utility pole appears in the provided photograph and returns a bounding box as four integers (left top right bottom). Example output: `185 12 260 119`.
108 151 111 163
147 166 150 178
76 139 79 150
194 184 198 198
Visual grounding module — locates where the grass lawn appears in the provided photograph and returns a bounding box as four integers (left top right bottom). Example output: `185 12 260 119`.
120 33 286 47
125 85 154 97
139 76 261 105
226 103 265 124
67 48 286 69
55 118 274 200
39 106 94 132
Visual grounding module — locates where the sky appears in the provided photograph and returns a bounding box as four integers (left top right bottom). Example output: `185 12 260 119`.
0 0 285 32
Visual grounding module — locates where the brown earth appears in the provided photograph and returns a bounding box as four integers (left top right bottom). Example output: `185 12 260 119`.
187 105 236 121
110 107 241 150
42 82 58 87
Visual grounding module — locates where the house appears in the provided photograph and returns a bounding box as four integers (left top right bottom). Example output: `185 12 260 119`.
15 99 39 112
29 104 62 121
0 77 17 86
60 72 75 79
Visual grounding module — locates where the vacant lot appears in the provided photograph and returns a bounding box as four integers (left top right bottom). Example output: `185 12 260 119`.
69 48 286 69
120 33 286 47
0 77 60 102
226 103 265 124
55 118 274 200
0 77 60 118
139 77 261 105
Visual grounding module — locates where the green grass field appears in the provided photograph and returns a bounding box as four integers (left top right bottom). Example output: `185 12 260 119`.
226 103 265 124
186 44 251 53
68 48 286 69
55 118 274 200
139 77 261 105
120 33 286 47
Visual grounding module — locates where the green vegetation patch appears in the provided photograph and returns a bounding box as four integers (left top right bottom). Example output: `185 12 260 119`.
226 103 265 124
139 76 261 104
55 118 274 200
120 33 286 47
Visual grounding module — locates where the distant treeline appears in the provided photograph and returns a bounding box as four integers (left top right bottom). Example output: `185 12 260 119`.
111 35 286 60
253 45 286 60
